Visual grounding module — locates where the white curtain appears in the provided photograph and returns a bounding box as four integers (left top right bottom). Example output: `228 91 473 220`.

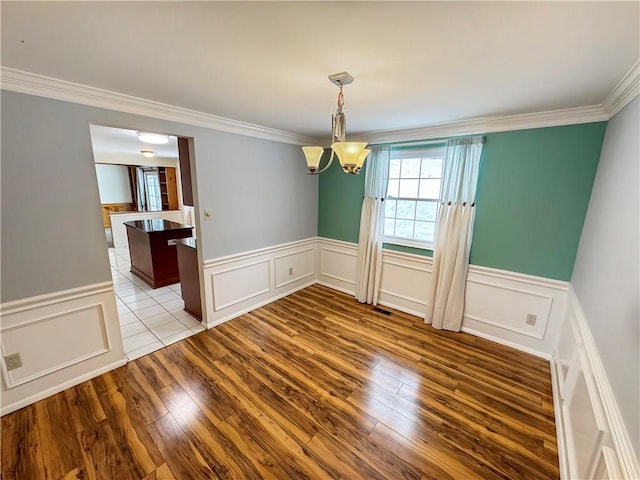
355 146 390 305
425 136 484 331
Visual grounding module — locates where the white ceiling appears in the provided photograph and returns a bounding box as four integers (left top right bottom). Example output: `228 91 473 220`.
89 125 179 158
2 2 638 140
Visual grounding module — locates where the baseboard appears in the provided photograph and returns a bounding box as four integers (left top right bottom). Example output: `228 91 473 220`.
1 282 126 415
461 326 551 360
202 238 318 328
317 236 567 357
207 280 317 328
0 358 127 416
549 356 571 479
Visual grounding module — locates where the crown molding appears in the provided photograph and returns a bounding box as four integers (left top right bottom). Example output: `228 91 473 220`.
0 67 316 146
2 61 638 147
357 105 608 145
603 59 640 118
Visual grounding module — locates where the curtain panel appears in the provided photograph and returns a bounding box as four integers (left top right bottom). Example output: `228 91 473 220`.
355 146 390 305
425 136 484 331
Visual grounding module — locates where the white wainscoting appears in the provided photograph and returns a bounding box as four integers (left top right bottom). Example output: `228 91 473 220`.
317 237 568 358
551 288 639 480
110 210 184 247
202 238 317 328
0 282 126 416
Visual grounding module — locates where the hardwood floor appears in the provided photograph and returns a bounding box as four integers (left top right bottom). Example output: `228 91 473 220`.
1 284 559 479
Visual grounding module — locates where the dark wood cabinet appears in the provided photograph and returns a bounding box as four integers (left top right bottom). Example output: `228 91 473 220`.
125 220 192 288
176 238 202 320
177 137 194 207
159 167 179 211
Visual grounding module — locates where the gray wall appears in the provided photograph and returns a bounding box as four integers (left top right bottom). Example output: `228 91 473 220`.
1 90 318 302
571 97 639 456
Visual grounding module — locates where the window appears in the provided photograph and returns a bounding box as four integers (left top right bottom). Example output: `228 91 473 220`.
143 169 162 211
384 146 445 248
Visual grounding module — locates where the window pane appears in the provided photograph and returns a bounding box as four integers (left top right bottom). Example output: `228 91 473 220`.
418 179 440 199
384 218 395 236
387 179 399 198
385 199 397 217
414 221 435 242
401 158 421 178
416 201 437 221
145 172 162 211
395 219 414 239
396 200 416 220
399 179 419 198
420 158 443 178
389 159 401 178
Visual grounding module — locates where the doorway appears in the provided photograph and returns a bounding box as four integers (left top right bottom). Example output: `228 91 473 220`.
90 125 203 361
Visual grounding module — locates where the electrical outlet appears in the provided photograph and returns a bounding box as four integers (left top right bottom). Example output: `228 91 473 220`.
288 267 293 276
4 353 22 371
203 209 213 221
526 313 537 326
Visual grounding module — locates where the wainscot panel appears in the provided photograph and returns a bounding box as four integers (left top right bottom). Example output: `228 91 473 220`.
551 288 639 480
317 237 567 358
202 238 318 328
0 282 126 415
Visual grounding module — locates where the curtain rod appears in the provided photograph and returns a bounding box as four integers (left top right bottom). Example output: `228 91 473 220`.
369 139 447 148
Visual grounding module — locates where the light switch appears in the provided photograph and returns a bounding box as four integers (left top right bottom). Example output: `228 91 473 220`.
204 209 212 221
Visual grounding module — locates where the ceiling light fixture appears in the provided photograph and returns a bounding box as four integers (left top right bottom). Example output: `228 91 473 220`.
141 150 156 158
302 72 370 175
137 132 170 145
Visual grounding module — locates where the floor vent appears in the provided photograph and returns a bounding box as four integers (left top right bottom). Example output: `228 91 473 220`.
373 306 392 315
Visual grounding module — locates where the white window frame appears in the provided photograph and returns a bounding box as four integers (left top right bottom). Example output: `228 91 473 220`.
143 169 163 212
383 146 445 250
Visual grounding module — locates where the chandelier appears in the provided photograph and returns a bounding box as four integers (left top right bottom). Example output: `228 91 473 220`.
302 72 370 175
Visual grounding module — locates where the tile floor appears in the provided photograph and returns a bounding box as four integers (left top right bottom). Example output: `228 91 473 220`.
109 246 205 361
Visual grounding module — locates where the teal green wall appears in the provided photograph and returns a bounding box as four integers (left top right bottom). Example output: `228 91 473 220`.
318 122 607 281
317 150 365 242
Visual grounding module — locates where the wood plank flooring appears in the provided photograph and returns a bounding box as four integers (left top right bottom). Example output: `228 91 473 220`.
1 284 559 479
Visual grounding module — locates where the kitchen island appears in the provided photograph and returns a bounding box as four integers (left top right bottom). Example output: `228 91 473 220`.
125 219 193 288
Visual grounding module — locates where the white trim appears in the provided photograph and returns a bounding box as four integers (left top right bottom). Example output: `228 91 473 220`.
566 288 640 479
1 304 111 388
461 326 550 360
463 313 545 340
0 281 114 316
0 67 316 146
317 237 358 249
356 105 608 145
468 264 569 290
207 280 317 328
319 246 358 285
377 299 426 320
381 248 434 266
204 237 317 268
603 59 640 118
0 358 127 417
319 271 356 286
549 355 571 480
211 259 271 311
274 272 315 290
315 280 355 297
381 259 431 274
378 289 427 307
319 246 357 258
4 62 638 149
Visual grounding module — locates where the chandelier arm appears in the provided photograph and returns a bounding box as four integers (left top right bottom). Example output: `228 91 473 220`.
309 149 335 175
